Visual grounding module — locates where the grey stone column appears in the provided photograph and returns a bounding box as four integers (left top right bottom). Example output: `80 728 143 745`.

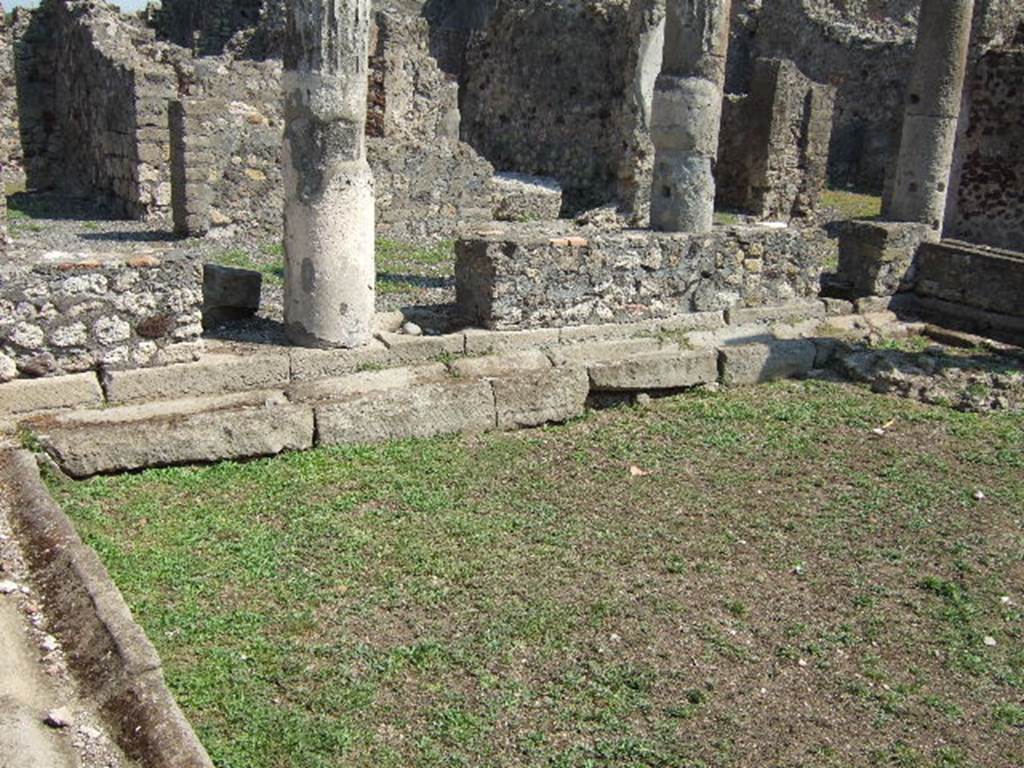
282 0 375 348
649 0 732 233
884 0 974 231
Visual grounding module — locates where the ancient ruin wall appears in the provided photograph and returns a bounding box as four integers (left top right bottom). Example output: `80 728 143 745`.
169 11 495 240
460 0 658 213
717 58 835 221
742 0 1024 191
15 0 180 218
0 3 20 177
948 46 1024 252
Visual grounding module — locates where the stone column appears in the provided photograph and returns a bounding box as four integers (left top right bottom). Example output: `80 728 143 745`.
282 0 375 348
884 0 974 231
649 0 732 233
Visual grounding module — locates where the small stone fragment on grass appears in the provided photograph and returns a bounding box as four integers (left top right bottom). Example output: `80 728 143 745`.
44 707 72 728
635 393 652 407
973 490 986 501
983 636 997 647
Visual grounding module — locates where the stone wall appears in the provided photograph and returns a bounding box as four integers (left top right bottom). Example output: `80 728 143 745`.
153 0 265 55
460 0 662 214
0 250 203 381
948 45 1024 252
914 240 1024 319
15 0 182 218
736 0 1024 191
0 3 20 177
169 12 498 240
717 58 835 221
368 11 461 141
455 223 834 329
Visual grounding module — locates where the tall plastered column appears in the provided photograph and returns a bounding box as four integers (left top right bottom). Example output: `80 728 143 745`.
283 0 375 348
649 0 732 233
884 0 974 231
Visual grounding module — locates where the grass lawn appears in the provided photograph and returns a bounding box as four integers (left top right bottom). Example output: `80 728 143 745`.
211 239 455 299
52 382 1023 768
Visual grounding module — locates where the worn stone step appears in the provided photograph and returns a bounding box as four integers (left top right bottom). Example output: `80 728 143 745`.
102 352 290 404
315 377 496 445
718 340 818 385
493 365 589 429
0 373 104 419
450 350 552 379
548 338 669 366
30 391 313 478
588 349 719 391
288 363 449 402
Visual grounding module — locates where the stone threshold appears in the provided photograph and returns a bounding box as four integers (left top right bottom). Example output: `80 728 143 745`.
0 297 974 479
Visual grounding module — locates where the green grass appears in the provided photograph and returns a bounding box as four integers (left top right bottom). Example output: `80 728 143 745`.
51 382 1024 768
211 240 455 297
822 188 883 220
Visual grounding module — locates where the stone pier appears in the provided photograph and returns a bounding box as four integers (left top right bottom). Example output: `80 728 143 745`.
282 0 375 348
884 0 975 231
649 0 732 233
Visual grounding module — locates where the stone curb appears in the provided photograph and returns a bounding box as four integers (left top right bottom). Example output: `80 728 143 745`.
0 449 214 768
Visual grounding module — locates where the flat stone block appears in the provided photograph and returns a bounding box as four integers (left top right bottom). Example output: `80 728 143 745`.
834 220 937 297
102 353 290 404
289 339 392 381
493 366 589 429
289 363 448 403
490 172 563 222
589 349 719 391
558 311 725 345
375 332 465 362
549 338 668 366
464 327 561 355
32 393 313 477
316 378 496 445
0 373 104 418
718 340 817 386
726 301 825 326
451 350 552 379
202 264 262 327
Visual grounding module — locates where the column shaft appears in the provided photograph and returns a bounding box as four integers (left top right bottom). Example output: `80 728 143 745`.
283 0 375 348
650 0 732 233
885 0 974 231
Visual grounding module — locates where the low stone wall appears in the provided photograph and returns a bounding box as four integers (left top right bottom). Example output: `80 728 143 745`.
948 46 1024 252
718 59 835 221
915 240 1024 319
0 250 203 381
455 223 834 329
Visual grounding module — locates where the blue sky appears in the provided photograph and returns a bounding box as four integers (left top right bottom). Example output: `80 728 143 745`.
8 0 152 9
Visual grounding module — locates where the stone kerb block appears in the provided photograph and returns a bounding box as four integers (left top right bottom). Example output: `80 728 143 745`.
588 349 719 391
718 340 817 385
833 220 938 298
492 365 589 429
32 393 314 477
202 263 262 327
490 172 563 222
315 377 496 445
